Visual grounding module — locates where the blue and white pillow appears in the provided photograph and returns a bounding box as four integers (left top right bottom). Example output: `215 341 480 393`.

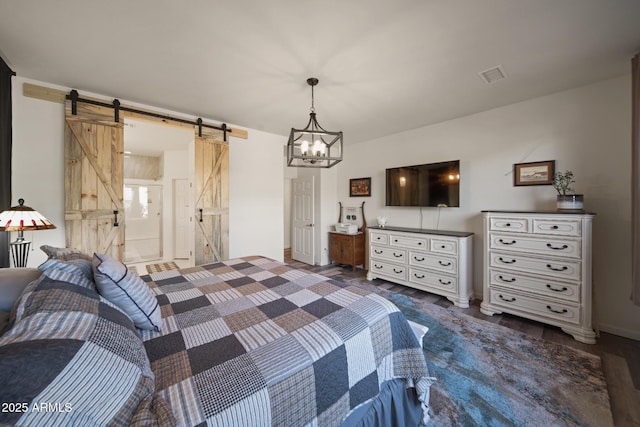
92 253 162 332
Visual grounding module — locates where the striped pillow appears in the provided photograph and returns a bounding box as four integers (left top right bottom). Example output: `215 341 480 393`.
92 253 162 331
38 258 95 290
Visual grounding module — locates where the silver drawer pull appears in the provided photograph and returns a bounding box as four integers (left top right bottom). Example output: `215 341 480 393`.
393 253 403 258
546 243 568 250
499 239 516 245
498 275 516 283
414 256 425 262
546 305 568 314
374 249 383 254
498 257 516 264
393 268 403 274
546 264 568 272
498 295 516 302
438 260 452 267
414 273 425 279
439 278 452 285
546 284 568 292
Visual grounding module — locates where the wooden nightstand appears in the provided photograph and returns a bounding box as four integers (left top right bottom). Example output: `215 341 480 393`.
329 231 365 271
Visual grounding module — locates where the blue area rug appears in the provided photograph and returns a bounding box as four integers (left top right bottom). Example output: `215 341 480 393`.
358 285 613 427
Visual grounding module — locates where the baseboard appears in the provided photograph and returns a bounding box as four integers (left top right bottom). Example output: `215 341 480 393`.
597 323 640 341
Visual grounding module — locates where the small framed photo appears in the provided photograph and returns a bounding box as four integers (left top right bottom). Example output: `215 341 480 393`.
350 177 371 197
513 160 555 186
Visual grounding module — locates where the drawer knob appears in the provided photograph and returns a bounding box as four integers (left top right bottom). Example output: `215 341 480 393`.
546 284 568 292
546 305 568 314
546 264 568 272
414 273 425 279
498 294 516 302
374 264 383 269
505 223 511 227
552 225 559 230
498 275 516 283
439 278 452 285
498 257 516 264
393 268 403 274
440 245 446 249
499 239 516 245
393 253 403 258
439 260 452 267
418 242 423 246
374 249 383 254
546 243 568 250
414 256 425 262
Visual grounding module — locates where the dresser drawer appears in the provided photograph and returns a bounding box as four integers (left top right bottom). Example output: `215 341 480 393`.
390 234 428 250
488 269 579 302
488 288 580 325
409 252 457 274
369 259 407 280
369 231 389 245
370 245 407 263
489 233 581 259
430 238 458 255
532 219 581 237
489 252 581 281
409 268 458 293
489 217 529 233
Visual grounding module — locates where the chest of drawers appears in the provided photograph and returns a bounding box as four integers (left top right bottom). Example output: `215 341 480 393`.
480 211 596 344
366 227 474 308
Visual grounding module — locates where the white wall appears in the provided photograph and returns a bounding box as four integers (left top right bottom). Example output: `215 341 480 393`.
337 75 639 340
11 77 285 266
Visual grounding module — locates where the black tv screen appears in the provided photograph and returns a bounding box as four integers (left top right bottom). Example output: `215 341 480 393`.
385 160 460 207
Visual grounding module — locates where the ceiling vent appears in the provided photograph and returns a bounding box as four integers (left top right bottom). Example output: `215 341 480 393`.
478 65 506 84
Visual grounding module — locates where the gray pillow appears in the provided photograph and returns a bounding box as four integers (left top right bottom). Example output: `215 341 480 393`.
40 245 92 261
38 258 95 290
92 253 162 331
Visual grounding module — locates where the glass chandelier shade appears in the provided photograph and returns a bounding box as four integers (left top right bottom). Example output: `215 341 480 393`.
287 78 343 168
0 198 56 267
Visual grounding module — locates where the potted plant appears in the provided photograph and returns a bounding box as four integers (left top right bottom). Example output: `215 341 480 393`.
552 170 584 210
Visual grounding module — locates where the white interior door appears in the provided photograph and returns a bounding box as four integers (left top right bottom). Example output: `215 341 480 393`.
174 178 190 259
292 176 314 265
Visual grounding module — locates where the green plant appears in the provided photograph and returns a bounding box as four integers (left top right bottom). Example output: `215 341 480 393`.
552 170 575 195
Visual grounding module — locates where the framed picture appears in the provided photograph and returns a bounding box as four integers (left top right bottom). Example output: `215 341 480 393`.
513 160 555 186
350 177 371 197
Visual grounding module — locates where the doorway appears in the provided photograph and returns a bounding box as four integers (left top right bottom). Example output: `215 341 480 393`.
124 119 194 266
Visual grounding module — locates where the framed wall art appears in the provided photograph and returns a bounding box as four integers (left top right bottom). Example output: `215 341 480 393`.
513 160 555 186
349 177 371 197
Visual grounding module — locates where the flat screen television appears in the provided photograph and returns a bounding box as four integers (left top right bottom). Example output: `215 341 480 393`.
385 160 460 207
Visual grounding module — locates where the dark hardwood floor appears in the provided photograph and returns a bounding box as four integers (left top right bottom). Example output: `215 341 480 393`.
284 250 640 426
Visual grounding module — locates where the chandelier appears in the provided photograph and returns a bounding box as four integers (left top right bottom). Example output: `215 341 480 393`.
287 78 343 168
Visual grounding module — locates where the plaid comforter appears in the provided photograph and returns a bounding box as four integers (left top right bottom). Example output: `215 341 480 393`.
140 256 433 426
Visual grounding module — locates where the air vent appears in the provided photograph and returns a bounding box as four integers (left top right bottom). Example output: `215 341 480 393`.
478 65 506 84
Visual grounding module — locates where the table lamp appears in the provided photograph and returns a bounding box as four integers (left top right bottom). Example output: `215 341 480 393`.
0 198 56 267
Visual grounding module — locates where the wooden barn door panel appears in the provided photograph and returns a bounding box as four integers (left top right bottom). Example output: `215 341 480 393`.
194 128 229 265
65 101 124 260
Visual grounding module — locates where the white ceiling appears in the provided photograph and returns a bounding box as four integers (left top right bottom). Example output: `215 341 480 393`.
1 0 640 146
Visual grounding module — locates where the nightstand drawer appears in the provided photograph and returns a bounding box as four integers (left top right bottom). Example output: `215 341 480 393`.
490 217 529 233
532 219 581 237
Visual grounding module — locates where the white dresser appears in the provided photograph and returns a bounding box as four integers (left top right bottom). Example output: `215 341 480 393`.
366 227 474 308
480 211 596 344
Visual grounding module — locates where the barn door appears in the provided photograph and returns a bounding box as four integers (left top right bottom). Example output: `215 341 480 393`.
65 101 124 260
193 127 229 265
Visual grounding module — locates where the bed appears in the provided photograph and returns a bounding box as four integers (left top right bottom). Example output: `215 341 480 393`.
0 254 433 426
